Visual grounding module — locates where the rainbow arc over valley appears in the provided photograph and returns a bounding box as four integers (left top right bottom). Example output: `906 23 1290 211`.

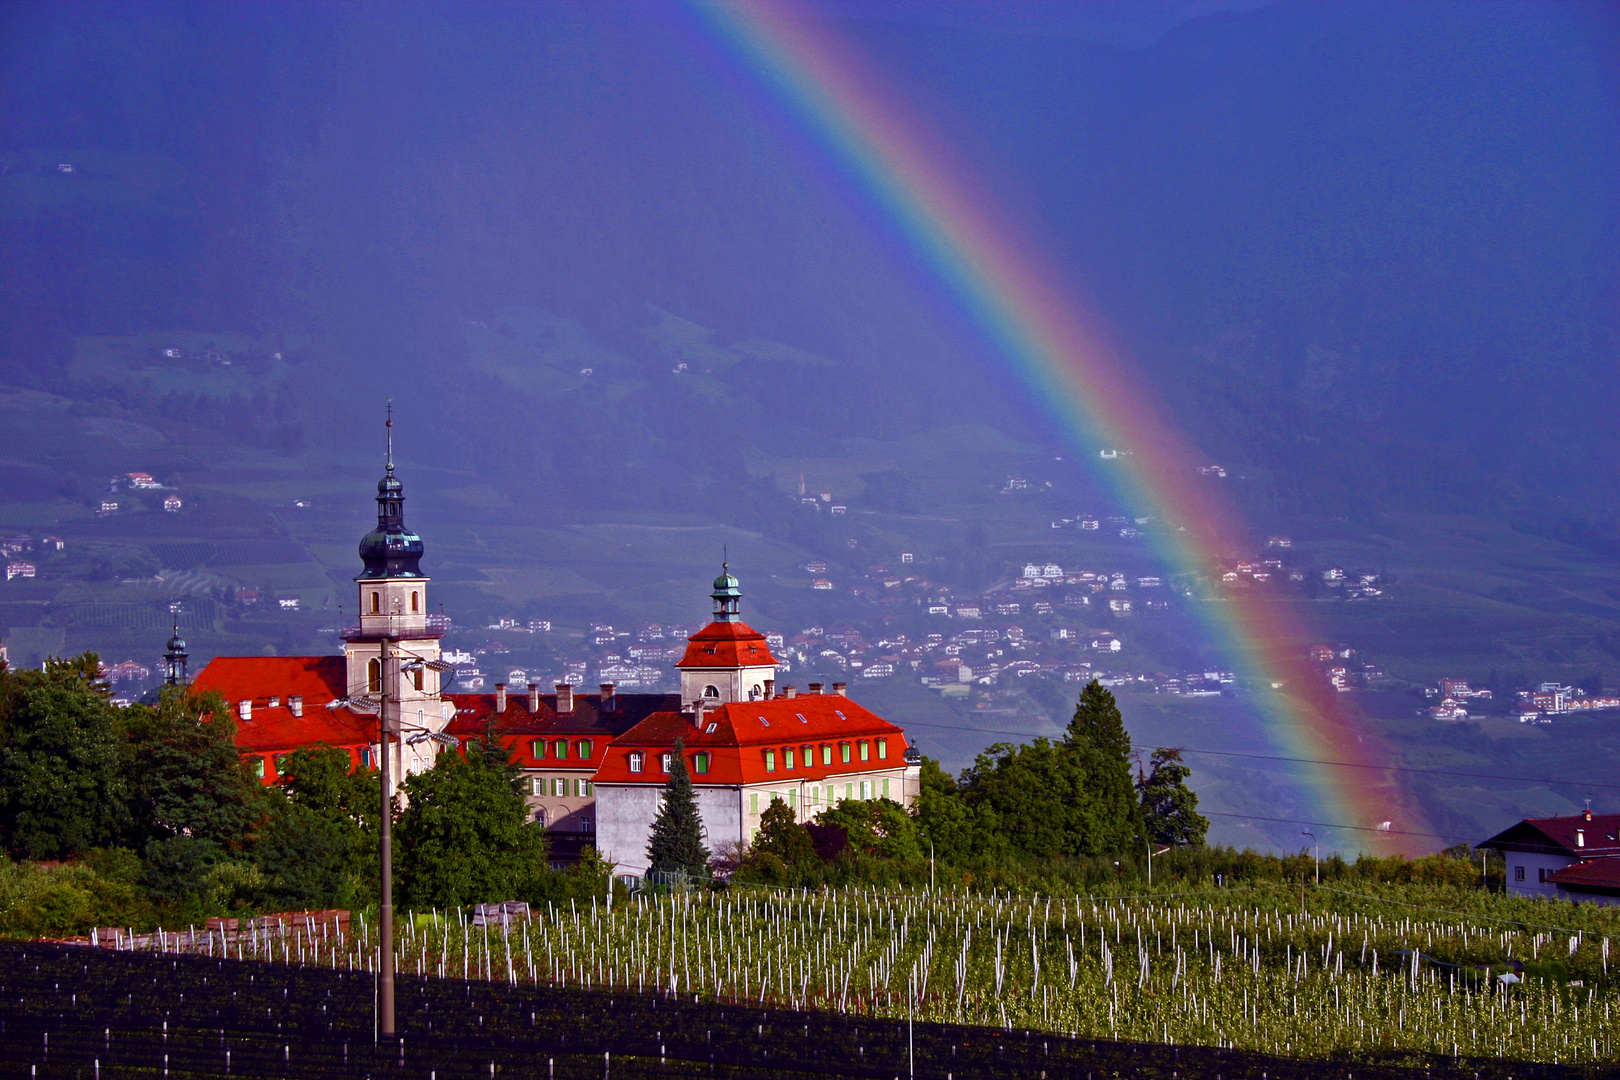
693 0 1427 851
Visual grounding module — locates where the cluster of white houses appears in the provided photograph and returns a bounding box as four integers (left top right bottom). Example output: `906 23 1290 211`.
189 430 919 876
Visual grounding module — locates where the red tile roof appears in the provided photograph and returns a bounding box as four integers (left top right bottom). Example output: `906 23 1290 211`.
1544 857 1620 892
1478 813 1620 858
675 621 779 669
191 656 372 762
594 694 905 786
444 691 679 768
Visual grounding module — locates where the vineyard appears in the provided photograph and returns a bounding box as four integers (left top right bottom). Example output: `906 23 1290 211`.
54 881 1617 1075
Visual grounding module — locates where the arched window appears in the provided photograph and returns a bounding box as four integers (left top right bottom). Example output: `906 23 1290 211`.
367 658 381 692
750 684 762 700
703 684 720 699
410 591 419 613
370 592 380 614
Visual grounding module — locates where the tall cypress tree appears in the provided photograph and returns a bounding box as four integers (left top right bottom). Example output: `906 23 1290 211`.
646 738 709 879
1062 680 1145 856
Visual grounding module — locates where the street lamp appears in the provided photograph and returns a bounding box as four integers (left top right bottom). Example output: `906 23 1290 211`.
330 643 456 1039
1302 830 1319 885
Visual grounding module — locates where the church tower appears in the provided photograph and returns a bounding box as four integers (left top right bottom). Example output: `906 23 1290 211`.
676 565 780 707
342 409 448 746
162 624 189 686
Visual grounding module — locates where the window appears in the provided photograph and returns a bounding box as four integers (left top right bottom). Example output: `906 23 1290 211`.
693 752 710 775
784 747 796 770
367 658 381 693
801 745 812 766
371 591 380 614
840 742 851 764
788 789 797 810
764 749 777 772
703 684 720 699
859 741 870 762
882 778 891 799
576 779 593 797
534 808 547 826
822 744 832 766
411 591 419 613
810 785 820 806
554 738 568 759
530 777 544 796
577 739 593 760
876 737 888 760
413 668 424 691
1514 865 1525 882
844 782 853 801
859 780 871 800
660 752 672 773
275 753 290 775
532 739 546 760
628 751 644 774
251 757 266 779
553 778 567 797
1537 868 1548 883
359 748 374 769
750 792 759 815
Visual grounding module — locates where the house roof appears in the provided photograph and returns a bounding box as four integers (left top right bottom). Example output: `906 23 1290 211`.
191 656 372 755
593 694 906 786
1477 813 1620 858
1544 857 1620 893
445 690 679 759
675 621 779 669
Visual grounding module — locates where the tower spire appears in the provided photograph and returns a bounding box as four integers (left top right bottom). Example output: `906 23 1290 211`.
385 399 394 475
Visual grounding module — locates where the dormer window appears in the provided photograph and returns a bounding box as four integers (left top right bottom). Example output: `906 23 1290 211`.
693 751 711 775
703 685 720 699
660 752 672 773
764 749 776 772
784 747 796 769
628 751 644 773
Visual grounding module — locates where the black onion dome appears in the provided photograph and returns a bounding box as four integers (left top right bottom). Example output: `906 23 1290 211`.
358 458 425 579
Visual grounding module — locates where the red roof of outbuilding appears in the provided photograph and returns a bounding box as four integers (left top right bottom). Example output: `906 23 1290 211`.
192 656 372 757
1544 857 1620 892
675 621 779 669
593 694 905 786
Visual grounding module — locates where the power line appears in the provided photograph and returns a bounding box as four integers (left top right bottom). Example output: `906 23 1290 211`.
898 716 1615 791
1199 810 1479 844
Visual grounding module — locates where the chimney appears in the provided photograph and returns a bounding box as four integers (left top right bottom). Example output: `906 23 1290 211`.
1584 807 1593 821
693 698 706 725
556 683 574 713
600 683 617 712
833 681 847 696
495 682 507 713
238 699 252 721
808 682 824 695
763 678 775 699
289 695 303 717
527 682 540 713
784 686 797 699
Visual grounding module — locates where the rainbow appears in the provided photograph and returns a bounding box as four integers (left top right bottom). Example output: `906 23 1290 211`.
693 1 1426 853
